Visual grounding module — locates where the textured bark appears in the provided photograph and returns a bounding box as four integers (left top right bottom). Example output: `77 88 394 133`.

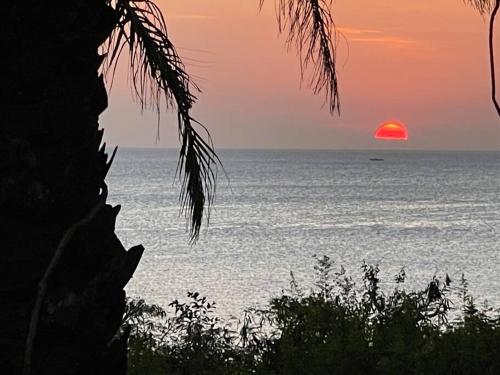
0 1 142 374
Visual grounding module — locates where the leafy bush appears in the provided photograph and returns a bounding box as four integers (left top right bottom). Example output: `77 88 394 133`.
124 257 500 374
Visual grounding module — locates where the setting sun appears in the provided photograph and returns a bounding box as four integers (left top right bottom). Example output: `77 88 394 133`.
374 121 408 140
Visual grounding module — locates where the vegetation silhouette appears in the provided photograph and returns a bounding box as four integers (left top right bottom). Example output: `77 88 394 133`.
1 0 496 374
125 257 500 375
1 1 336 374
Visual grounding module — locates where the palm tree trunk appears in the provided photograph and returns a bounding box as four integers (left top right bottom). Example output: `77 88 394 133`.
1 1 142 374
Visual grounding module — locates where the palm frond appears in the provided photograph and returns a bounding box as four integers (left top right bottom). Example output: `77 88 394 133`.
261 0 340 114
104 0 219 242
465 0 495 14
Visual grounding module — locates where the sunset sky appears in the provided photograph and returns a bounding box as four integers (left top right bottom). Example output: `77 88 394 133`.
101 0 500 150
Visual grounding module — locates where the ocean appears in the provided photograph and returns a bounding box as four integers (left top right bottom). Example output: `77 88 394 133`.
107 149 500 317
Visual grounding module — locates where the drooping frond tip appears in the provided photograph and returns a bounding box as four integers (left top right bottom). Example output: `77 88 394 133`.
261 0 340 114
103 0 219 242
465 0 496 14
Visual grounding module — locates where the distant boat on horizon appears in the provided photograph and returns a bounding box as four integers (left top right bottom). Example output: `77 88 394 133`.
369 157 384 161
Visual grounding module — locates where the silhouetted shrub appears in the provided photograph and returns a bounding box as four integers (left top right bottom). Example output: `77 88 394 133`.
125 256 500 374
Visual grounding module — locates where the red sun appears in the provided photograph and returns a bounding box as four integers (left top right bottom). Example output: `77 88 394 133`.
374 121 408 141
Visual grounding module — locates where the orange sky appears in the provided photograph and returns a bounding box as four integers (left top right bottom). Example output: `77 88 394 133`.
101 0 500 150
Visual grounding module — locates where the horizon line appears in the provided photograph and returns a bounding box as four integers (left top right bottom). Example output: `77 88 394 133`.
109 146 500 153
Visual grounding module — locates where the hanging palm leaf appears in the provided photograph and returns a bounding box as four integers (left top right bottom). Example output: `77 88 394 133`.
261 0 340 114
104 0 219 242
103 0 339 241
466 0 496 14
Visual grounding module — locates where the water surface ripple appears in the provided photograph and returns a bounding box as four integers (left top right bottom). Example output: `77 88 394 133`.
107 149 500 316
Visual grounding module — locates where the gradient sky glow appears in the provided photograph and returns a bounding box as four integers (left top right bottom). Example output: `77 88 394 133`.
101 0 500 150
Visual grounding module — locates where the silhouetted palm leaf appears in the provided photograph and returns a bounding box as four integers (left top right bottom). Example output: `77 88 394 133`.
261 0 340 114
103 0 341 241
104 0 219 242
465 0 496 14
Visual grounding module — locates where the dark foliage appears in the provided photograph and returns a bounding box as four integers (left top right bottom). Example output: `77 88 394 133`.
102 0 341 241
261 0 340 114
104 0 220 242
125 257 500 374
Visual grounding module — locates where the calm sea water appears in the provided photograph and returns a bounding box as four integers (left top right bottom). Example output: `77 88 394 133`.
107 149 500 316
